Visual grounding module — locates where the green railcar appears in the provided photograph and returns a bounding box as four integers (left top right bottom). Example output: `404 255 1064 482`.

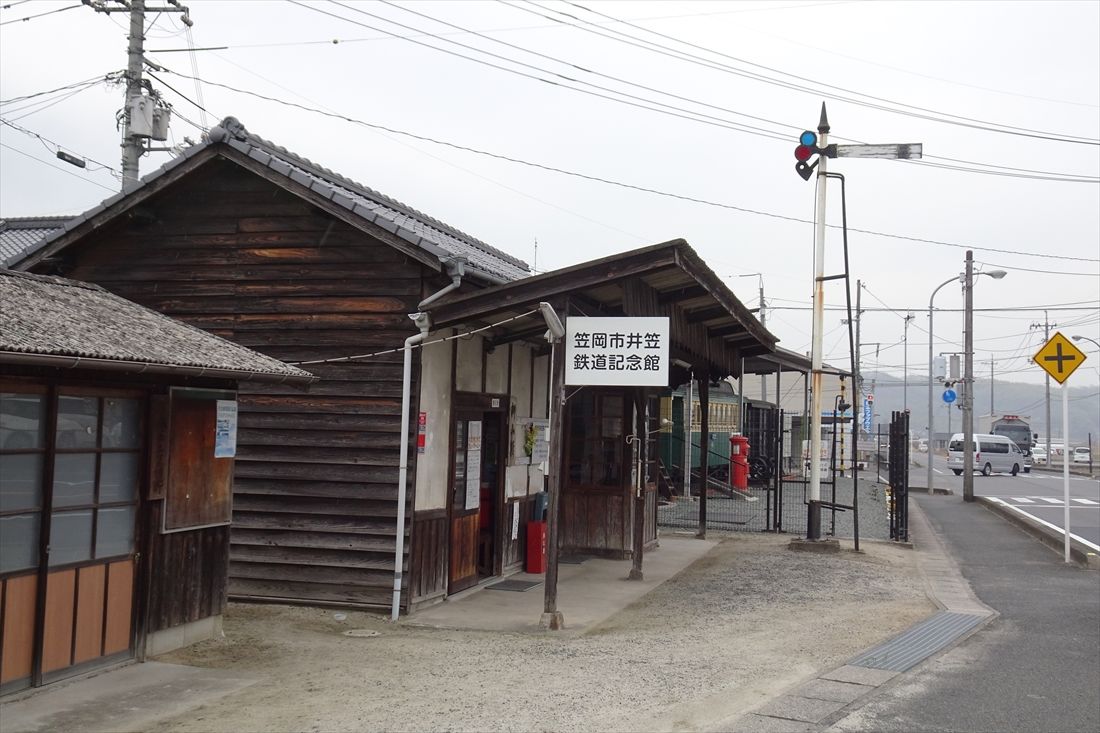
658 382 741 482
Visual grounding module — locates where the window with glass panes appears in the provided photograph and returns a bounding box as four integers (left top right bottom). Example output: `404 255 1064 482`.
566 391 626 488
0 389 143 575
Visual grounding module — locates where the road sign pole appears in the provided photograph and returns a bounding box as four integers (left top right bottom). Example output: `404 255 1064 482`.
1062 381 1071 563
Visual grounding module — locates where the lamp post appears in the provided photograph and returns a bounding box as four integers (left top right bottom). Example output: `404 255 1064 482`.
926 265 1006 496
1072 335 1100 350
962 256 1007 502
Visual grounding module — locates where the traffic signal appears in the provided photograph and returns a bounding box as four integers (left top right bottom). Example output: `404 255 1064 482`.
794 130 821 181
793 130 836 180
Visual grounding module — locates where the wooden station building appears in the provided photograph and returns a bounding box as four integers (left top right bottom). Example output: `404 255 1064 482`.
0 269 312 693
5 116 778 621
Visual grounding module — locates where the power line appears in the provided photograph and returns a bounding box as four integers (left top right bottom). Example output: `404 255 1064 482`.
977 261 1100 277
0 2 79 26
0 74 114 106
549 0 1099 146
286 0 794 142
302 0 1097 182
149 67 1100 264
0 118 121 176
0 142 116 191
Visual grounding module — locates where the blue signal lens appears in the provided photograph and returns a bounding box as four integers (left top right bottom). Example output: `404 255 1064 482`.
799 130 817 146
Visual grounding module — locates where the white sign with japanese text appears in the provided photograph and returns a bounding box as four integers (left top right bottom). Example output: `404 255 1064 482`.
214 400 238 458
565 316 669 386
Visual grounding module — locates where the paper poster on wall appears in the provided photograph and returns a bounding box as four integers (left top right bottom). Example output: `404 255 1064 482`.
525 418 550 464
465 420 482 511
511 502 520 540
214 400 238 458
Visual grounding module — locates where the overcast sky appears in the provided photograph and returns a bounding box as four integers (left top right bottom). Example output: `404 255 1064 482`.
2 0 1098 393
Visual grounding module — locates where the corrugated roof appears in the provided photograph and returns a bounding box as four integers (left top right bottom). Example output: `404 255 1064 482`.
4 117 531 283
0 269 313 383
0 216 71 264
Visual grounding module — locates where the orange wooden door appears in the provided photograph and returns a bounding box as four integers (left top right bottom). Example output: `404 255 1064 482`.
448 417 480 594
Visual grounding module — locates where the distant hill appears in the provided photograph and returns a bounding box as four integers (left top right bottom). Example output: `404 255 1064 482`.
860 371 1099 446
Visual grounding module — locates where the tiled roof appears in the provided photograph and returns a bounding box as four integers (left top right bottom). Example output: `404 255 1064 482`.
0 216 71 264
4 117 531 283
0 269 313 383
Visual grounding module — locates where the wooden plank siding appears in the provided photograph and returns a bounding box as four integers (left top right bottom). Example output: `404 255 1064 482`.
59 159 429 610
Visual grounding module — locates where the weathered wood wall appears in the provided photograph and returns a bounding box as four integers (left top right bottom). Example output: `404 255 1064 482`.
59 158 426 609
409 508 447 606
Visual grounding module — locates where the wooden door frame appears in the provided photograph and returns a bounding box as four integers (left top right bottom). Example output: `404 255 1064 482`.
446 392 508 594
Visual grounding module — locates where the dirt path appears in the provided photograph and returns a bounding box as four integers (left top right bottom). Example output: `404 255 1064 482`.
155 536 932 733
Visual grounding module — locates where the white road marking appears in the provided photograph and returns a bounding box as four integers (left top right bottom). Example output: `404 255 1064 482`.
988 498 1100 552
933 468 943 474
1074 498 1099 505
1013 498 1035 503
1038 497 1062 504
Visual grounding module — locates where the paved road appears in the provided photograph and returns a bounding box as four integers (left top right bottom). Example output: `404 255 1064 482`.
831 492 1100 733
911 452 1100 548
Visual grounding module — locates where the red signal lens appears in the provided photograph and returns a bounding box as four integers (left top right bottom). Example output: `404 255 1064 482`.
794 144 814 162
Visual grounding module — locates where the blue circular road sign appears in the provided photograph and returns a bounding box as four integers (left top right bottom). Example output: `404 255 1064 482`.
942 388 957 404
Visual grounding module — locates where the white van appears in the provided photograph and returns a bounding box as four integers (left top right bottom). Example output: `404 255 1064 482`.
947 433 1026 476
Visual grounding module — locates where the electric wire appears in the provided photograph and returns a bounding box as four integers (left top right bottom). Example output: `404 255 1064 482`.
550 0 1100 146
311 0 1097 181
147 67 1100 264
0 117 122 177
0 141 116 191
0 2 79 26
288 0 795 142
0 74 113 106
289 308 543 366
977 261 1100 277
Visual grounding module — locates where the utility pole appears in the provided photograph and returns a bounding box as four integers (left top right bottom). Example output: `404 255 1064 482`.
83 0 192 187
854 280 863 437
1031 312 1054 465
962 251 975 502
759 278 767 403
903 312 914 414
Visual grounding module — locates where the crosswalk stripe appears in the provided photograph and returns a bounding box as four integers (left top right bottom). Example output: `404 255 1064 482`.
1013 498 1035 503
1038 497 1062 504
1073 498 1099 505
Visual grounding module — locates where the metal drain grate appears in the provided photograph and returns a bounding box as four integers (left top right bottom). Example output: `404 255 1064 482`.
849 611 986 672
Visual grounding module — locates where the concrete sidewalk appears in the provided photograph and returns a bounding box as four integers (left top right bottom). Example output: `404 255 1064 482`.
407 534 717 634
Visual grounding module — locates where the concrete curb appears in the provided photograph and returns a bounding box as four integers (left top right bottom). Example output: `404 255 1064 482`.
977 497 1100 570
719 498 996 733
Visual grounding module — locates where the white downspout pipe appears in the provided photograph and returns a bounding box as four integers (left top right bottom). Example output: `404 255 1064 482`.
392 262 465 622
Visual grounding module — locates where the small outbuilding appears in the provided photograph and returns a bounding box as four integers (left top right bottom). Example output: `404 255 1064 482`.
0 269 312 694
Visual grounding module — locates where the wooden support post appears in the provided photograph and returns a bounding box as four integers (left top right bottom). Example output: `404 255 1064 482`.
698 371 710 539
630 388 648 580
541 327 567 630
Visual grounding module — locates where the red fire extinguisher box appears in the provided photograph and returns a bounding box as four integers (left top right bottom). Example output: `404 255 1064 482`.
526 520 547 574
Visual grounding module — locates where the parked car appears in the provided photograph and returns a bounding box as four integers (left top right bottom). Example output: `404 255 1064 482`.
917 438 928 453
1031 446 1047 465
947 433 1026 476
1073 446 1092 464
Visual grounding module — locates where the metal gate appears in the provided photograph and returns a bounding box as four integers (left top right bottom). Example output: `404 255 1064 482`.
887 410 910 541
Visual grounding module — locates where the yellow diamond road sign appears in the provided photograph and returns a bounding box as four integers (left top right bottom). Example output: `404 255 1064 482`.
1033 332 1087 384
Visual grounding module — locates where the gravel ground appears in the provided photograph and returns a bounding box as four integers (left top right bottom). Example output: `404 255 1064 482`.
154 535 932 733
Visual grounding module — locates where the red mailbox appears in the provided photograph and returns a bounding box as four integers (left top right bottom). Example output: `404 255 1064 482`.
526 520 547 574
730 434 750 491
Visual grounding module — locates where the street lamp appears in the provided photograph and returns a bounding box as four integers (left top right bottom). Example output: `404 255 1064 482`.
925 266 1006 496
1072 335 1100 350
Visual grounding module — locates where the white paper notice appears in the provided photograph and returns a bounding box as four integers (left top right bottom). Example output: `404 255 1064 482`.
465 420 482 511
511 502 520 540
214 400 238 458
